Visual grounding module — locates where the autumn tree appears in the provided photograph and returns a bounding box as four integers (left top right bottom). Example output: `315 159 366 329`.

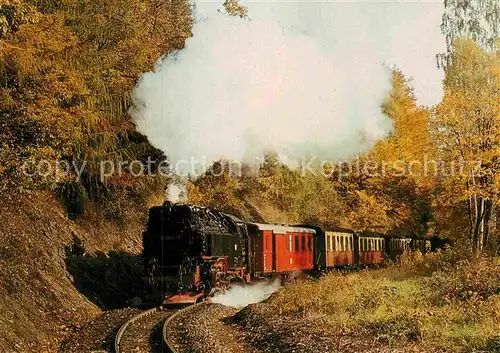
0 0 193 219
433 39 499 252
376 71 434 165
337 71 435 235
222 0 247 19
439 0 499 67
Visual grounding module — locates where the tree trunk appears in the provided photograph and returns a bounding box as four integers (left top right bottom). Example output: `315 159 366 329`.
472 171 478 245
495 206 499 255
479 198 485 251
483 199 493 250
467 180 473 240
472 197 487 254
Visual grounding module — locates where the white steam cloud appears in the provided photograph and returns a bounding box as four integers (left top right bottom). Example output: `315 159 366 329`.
211 280 281 308
167 183 187 203
131 0 445 172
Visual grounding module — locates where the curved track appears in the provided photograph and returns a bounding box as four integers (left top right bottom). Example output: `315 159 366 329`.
163 303 204 353
115 307 176 353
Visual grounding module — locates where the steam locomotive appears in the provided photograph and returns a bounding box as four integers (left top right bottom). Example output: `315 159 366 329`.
142 201 441 305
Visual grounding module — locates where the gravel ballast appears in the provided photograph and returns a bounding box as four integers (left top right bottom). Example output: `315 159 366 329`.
166 303 262 353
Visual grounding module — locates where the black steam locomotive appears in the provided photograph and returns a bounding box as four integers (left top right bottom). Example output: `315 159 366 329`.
143 202 250 304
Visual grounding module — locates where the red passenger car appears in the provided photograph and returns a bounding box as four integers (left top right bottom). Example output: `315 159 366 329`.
357 231 385 265
324 229 355 267
250 223 316 275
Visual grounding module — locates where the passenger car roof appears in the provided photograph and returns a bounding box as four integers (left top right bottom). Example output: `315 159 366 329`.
250 223 316 234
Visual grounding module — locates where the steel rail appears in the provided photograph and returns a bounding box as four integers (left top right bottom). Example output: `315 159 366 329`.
163 303 205 353
114 306 163 353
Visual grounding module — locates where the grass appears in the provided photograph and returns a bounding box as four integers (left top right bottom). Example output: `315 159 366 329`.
264 249 500 352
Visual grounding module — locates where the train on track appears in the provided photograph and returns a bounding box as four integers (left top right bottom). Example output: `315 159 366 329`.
143 202 449 305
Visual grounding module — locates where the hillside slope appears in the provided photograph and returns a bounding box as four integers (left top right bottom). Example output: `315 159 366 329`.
0 0 193 349
0 192 149 352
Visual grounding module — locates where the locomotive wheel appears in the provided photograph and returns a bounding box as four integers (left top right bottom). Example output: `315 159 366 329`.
203 280 214 297
215 279 231 294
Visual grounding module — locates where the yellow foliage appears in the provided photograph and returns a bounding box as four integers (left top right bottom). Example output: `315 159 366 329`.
0 0 193 219
265 253 499 352
433 39 499 243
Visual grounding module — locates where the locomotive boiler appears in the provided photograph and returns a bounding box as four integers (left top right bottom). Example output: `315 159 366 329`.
142 201 250 304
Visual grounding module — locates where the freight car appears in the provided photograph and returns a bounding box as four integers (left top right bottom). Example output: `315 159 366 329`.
143 202 443 305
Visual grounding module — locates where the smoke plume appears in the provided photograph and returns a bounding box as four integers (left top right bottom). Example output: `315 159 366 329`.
131 0 445 173
167 183 187 203
210 280 281 308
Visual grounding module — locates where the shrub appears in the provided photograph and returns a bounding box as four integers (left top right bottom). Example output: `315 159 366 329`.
424 256 500 303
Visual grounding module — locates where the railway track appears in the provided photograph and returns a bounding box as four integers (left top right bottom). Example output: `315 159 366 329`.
114 306 176 353
163 303 205 353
